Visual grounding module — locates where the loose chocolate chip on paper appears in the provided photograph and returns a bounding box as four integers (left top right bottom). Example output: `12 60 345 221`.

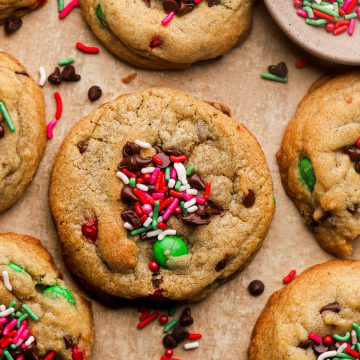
163 334 178 349
88 86 102 102
268 62 288 78
48 67 62 85
172 324 189 342
179 307 193 327
248 280 265 296
62 65 81 82
4 17 22 35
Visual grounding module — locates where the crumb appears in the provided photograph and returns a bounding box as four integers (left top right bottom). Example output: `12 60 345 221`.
122 72 137 84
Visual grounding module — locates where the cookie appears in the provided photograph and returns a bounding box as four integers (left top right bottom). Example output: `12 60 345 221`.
0 232 94 359
49 87 274 302
0 0 46 24
79 0 254 70
0 51 46 214
249 260 360 360
276 72 360 257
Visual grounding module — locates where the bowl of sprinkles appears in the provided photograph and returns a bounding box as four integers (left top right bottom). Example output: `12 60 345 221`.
263 0 360 65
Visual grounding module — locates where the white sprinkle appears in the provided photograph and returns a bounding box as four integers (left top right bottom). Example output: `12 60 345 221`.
146 230 163 238
337 343 348 354
116 171 129 184
136 184 149 192
135 139 151 149
0 308 14 317
174 162 187 184
141 167 155 174
158 216 163 223
124 222 134 231
25 336 35 347
186 188 198 195
184 341 199 350
184 198 196 209
168 179 176 188
38 66 46 87
158 229 176 241
143 217 152 227
317 351 337 360
149 212 153 217
352 330 358 345
187 205 198 213
0 305 6 312
2 271 12 291
15 339 24 347
179 184 190 191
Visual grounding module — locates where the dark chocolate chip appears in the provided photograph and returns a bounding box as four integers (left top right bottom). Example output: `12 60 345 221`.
355 161 360 174
187 173 206 191
248 280 265 296
179 307 193 327
298 339 313 349
123 141 141 157
313 342 329 355
15 71 29 77
77 141 88 154
88 86 102 102
181 213 210 225
243 190 256 208
155 152 171 169
48 67 62 85
163 334 178 349
347 204 359 215
268 62 288 78
0 124 4 139
4 17 22 35
178 2 195 15
172 324 189 342
119 154 152 172
208 0 220 6
215 259 227 272
320 302 340 313
164 148 183 157
62 65 81 82
63 335 73 349
346 146 360 162
121 209 141 228
121 186 139 204
163 0 179 13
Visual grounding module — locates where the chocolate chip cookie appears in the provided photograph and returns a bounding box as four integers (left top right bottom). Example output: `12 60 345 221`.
49 87 274 303
0 232 94 360
79 0 254 70
0 0 46 24
0 51 46 214
249 260 360 360
277 72 360 257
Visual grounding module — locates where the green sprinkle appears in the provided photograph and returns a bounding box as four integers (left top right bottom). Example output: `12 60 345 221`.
163 319 178 333
58 57 75 66
353 322 360 339
299 157 316 192
9 261 25 273
152 201 160 229
129 177 136 188
312 4 338 17
180 201 188 215
14 311 22 318
43 286 76 306
22 304 39 321
0 102 15 132
336 353 353 359
3 350 14 360
303 6 314 19
168 304 177 316
186 165 195 176
274 196 276 207
305 19 327 27
8 301 17 308
345 12 357 19
260 72 288 83
16 313 28 328
9 344 17 350
96 5 107 27
165 167 171 182
130 226 152 236
356 342 360 353
58 0 64 12
333 332 350 342
174 180 182 191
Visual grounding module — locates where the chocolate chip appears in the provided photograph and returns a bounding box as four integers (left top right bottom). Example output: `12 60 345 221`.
163 334 178 349
121 209 141 228
208 0 220 6
121 186 139 204
77 141 88 154
179 307 193 327
172 324 189 342
163 0 179 13
164 148 183 156
88 86 102 102
243 190 256 208
181 213 210 225
62 65 81 82
268 62 288 78
15 71 29 77
123 142 141 157
347 204 359 215
48 67 62 85
298 339 313 349
178 2 195 15
119 154 152 172
0 124 4 139
4 17 22 35
355 161 360 174
198 200 224 217
63 335 73 349
187 173 205 191
345 146 360 162
154 152 171 169
248 280 265 296
215 259 227 272
313 342 329 355
320 302 340 313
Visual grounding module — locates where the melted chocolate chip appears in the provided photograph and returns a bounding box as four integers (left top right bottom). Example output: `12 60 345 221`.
77 141 88 154
4 17 22 34
187 173 205 190
346 146 360 162
15 71 29 77
298 339 313 349
151 276 163 289
64 335 73 349
164 148 183 157
208 0 220 6
48 67 62 85
0 124 4 139
215 259 227 272
163 0 180 13
121 209 141 228
355 161 360 174
347 204 360 215
119 154 152 172
154 152 171 168
320 302 340 313
181 213 210 225
243 190 256 208
123 141 141 157
121 186 139 204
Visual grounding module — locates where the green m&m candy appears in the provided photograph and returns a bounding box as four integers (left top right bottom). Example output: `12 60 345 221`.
43 286 76 306
154 235 188 269
299 157 316 192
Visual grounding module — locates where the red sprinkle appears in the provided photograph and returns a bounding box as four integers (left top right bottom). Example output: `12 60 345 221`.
137 311 159 329
312 9 334 22
188 333 202 340
54 92 62 120
81 218 98 242
157 222 167 230
71 346 84 360
173 206 182 215
283 269 296 284
59 0 79 19
355 138 360 147
44 352 56 360
134 202 143 216
169 155 187 163
169 190 185 199
346 347 360 358
76 42 99 54
295 60 309 69
323 335 332 345
152 155 163 166
121 168 137 178
164 349 173 357
139 214 147 223
140 310 150 321
159 197 174 211
204 183 211 199
334 25 348 35
133 188 156 205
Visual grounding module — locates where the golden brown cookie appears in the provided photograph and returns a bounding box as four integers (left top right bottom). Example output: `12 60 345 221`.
0 0 46 24
249 260 360 360
277 72 360 257
79 0 254 70
0 51 46 214
49 87 274 303
0 233 94 360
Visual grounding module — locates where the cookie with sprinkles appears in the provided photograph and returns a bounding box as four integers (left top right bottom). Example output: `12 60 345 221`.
277 72 360 257
78 0 254 70
0 51 46 214
49 87 274 302
0 233 94 360
0 0 46 25
249 260 360 360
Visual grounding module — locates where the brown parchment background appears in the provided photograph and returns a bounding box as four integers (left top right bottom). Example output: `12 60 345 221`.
0 1 353 359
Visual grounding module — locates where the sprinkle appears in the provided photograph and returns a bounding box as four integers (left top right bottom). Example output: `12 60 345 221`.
0 102 15 132
163 319 178 333
180 201 188 215
317 351 337 360
152 201 160 229
168 304 177 316
3 351 14 360
351 329 357 344
137 311 159 329
348 18 356 34
137 184 149 192
150 168 160 185
0 308 14 317
16 314 28 329
146 229 163 238
54 92 63 120
58 0 64 12
158 229 176 241
124 222 134 231
188 333 202 340
143 217 153 228
162 11 175 26
76 42 99 54
174 162 187 184
169 155 187 163
141 167 155 174
170 168 177 179
168 179 176 188
186 188 198 195
59 0 79 19
165 167 171 181
58 57 75 66
184 341 199 350
21 305 39 321
162 198 179 221
38 66 46 87
308 333 322 343
117 171 129 184
184 198 196 209
337 342 348 353
186 165 195 176
135 139 151 149
152 155 163 166
283 269 296 284
179 184 190 192
333 332 350 342
3 319 17 335
261 72 288 83
46 119 58 139
187 205 198 213
2 271 12 291
24 336 34 347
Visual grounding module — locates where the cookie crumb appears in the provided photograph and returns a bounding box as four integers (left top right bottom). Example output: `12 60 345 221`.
121 72 137 84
